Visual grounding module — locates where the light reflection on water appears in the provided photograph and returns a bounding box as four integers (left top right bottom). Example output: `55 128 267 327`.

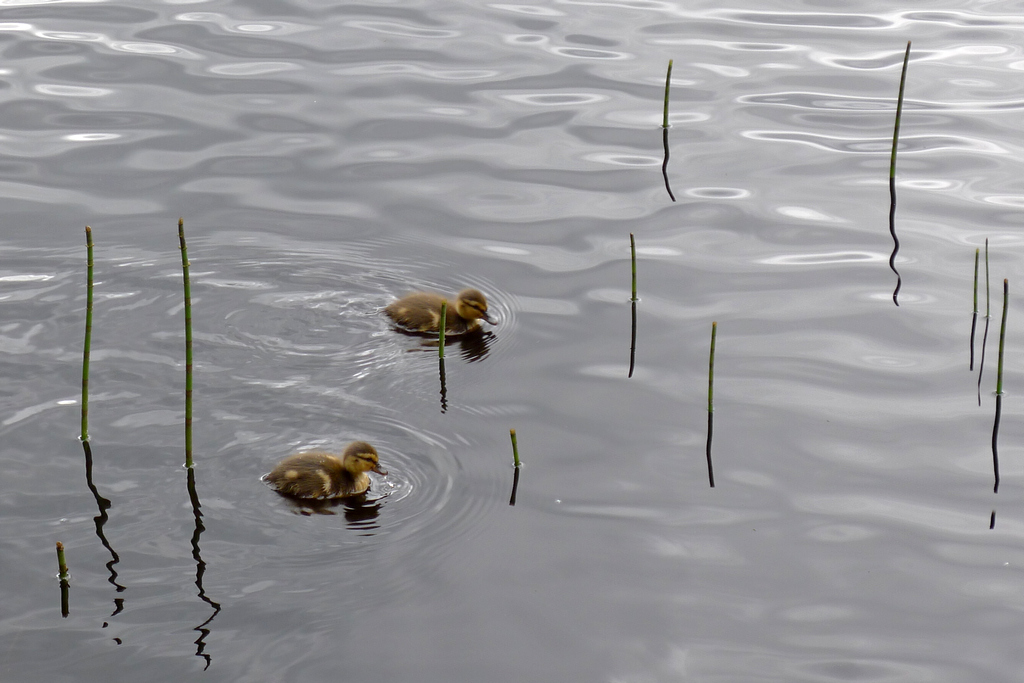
2 0 1024 680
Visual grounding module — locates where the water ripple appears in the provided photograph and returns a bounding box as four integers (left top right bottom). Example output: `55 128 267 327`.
345 20 459 39
744 131 1007 155
760 251 887 266
503 92 609 107
741 91 1024 112
717 10 894 29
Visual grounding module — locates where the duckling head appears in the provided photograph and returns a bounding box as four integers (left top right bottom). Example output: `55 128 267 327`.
455 288 496 325
342 441 388 477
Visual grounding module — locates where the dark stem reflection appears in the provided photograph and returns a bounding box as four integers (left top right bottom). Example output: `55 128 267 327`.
661 127 676 203
82 441 126 615
991 393 1002 494
186 467 221 670
59 576 70 618
888 176 901 306
628 301 637 378
970 310 978 370
398 328 496 363
438 357 448 414
705 412 715 488
509 466 520 506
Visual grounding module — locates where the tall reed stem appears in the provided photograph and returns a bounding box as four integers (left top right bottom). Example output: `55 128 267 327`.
662 60 673 129
973 248 980 317
889 41 911 182
630 233 637 302
81 227 94 442
997 279 1008 396
985 239 990 318
708 322 717 413
971 247 980 370
178 218 194 469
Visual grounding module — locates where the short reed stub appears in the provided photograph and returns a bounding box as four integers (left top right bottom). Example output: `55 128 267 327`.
510 429 521 468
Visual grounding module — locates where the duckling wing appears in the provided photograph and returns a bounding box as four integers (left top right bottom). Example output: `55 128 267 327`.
266 452 341 499
385 292 447 332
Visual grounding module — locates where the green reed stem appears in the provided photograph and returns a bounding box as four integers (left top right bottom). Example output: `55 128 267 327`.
973 248 980 315
178 218 193 469
985 239 990 318
56 541 69 579
889 41 911 181
662 60 673 129
81 226 94 443
997 279 1008 395
438 300 447 359
510 429 521 468
708 322 717 413
630 232 637 302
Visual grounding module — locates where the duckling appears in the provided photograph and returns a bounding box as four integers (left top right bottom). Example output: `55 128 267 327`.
385 288 496 335
264 441 387 499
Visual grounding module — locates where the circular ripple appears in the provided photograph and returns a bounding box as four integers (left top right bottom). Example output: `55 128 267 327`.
255 415 502 601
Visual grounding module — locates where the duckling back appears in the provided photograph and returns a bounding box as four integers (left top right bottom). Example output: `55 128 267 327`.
265 451 367 499
385 291 477 335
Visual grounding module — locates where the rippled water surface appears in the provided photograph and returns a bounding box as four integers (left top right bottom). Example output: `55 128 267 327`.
4 0 1024 680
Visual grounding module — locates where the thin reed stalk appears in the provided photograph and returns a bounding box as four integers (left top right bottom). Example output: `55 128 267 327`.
985 239 990 318
971 247 979 370
978 240 991 404
997 279 1008 396
178 218 194 469
708 322 717 414
887 41 911 306
438 300 447 359
973 248 980 317
662 60 673 129
81 226 94 443
630 233 637 302
889 41 911 182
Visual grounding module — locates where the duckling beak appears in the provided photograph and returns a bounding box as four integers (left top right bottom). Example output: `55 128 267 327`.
482 311 497 325
372 464 388 476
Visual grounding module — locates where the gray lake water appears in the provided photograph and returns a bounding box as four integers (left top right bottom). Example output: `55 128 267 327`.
2 1 1024 680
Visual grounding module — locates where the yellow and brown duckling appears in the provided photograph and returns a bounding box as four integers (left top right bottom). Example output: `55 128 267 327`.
385 288 496 335
264 441 387 499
